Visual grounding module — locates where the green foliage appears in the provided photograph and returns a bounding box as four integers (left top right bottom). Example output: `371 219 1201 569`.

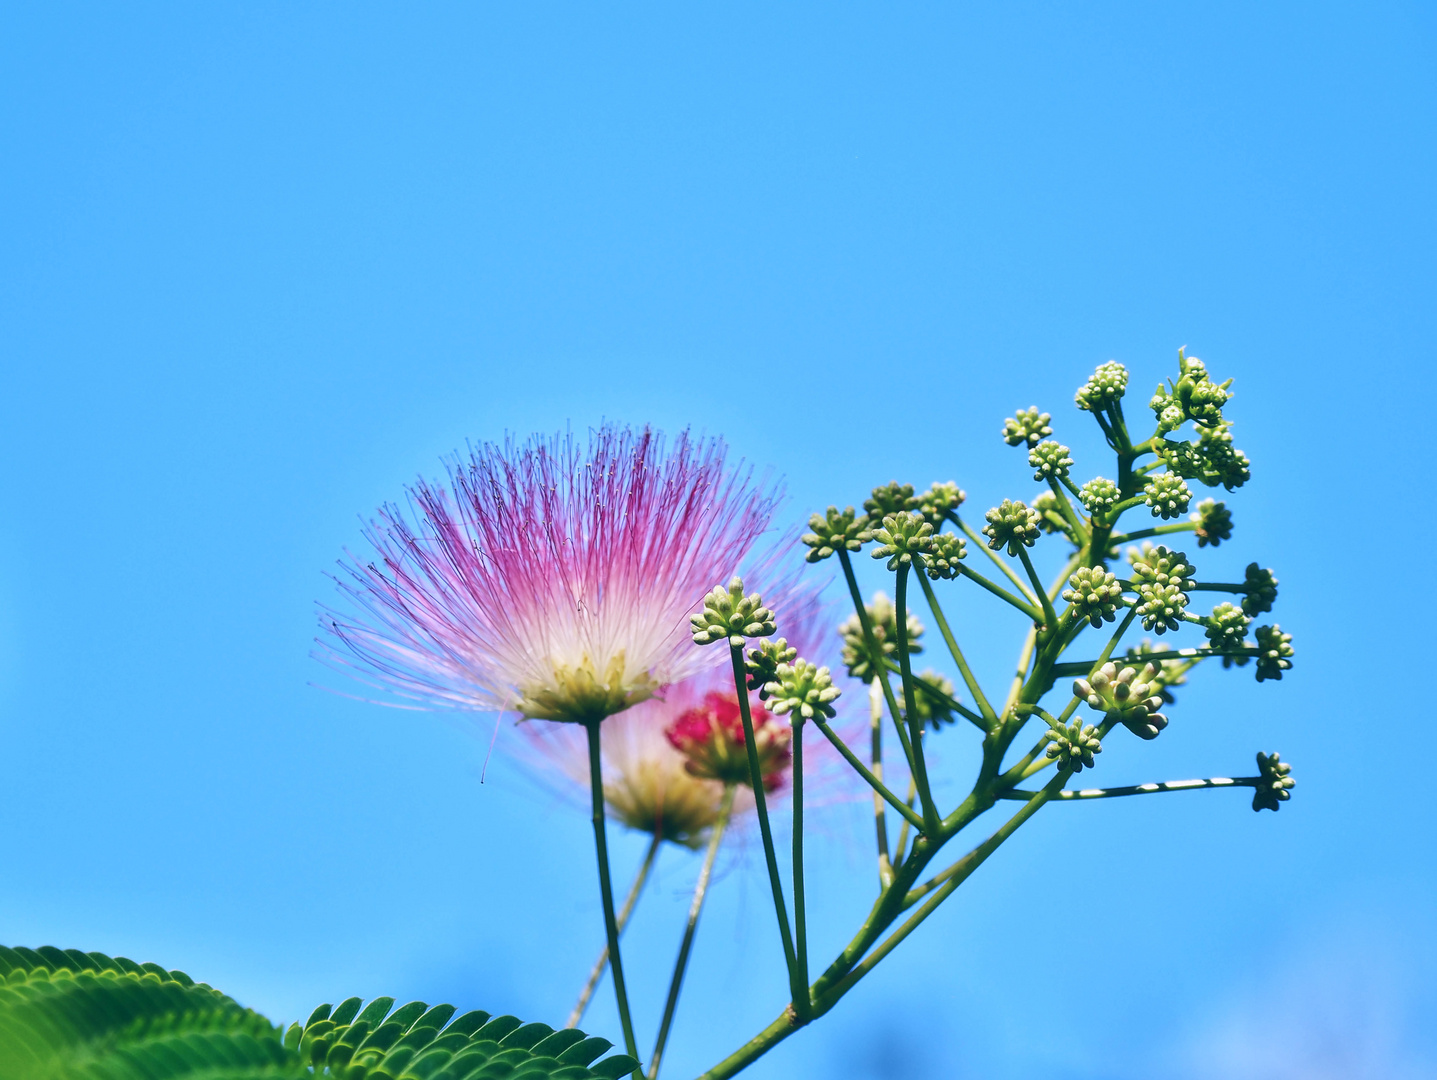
0 946 638 1080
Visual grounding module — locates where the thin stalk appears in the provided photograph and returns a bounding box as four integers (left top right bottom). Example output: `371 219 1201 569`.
1045 477 1090 545
813 719 926 831
836 548 917 774
829 777 1064 995
647 784 737 1079
1002 624 1039 717
1048 644 1239 678
791 720 810 1002
1016 546 1058 629
956 563 1043 622
997 775 1261 801
915 571 997 724
567 830 662 1029
895 565 941 835
879 659 987 729
955 516 1040 603
891 776 918 868
727 644 802 1002
866 680 893 887
1110 521 1196 544
584 720 641 1071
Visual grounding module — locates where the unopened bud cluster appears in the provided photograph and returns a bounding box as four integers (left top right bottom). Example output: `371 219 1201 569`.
870 512 935 571
1003 407 1053 448
1075 361 1128 412
1143 473 1192 519
764 659 841 721
1251 751 1295 812
983 499 1041 555
745 637 797 699
802 506 870 563
1191 498 1232 547
924 532 967 580
1030 441 1073 482
1045 718 1102 772
1203 602 1249 653
1074 662 1169 740
1254 624 1294 682
840 592 923 683
692 579 776 646
1062 567 1124 628
1129 544 1195 634
1078 477 1121 518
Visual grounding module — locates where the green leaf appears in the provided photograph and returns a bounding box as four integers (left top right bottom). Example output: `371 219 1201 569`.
0 945 642 1080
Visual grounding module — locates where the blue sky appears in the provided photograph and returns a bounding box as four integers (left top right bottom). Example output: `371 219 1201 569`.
2 4 1434 1078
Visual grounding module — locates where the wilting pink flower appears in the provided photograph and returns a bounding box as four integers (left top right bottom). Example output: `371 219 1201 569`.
319 425 781 724
665 691 791 792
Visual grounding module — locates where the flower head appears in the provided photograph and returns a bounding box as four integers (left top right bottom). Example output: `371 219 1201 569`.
666 691 792 791
320 425 780 724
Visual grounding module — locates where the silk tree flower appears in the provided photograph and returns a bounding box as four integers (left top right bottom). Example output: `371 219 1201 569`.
517 578 838 846
318 425 781 725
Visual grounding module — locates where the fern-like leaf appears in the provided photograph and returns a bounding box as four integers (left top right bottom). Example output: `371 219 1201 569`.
0 946 640 1080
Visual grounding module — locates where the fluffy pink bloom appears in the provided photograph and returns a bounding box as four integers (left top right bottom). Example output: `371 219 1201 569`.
319 425 781 723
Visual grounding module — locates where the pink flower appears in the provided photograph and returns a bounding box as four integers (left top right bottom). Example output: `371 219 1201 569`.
665 691 791 792
319 425 781 724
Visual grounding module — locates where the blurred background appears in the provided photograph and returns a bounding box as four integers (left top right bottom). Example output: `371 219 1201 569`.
2 4 1433 1077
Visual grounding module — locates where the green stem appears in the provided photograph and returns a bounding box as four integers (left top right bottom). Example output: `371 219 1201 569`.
956 563 1043 622
895 565 941 835
915 571 998 724
1046 477 1090 545
1016 546 1058 629
567 830 662 1030
891 776 918 868
1049 645 1237 678
727 644 802 1003
1110 521 1196 544
647 785 736 1079
792 720 810 1006
865 680 893 887
814 719 926 831
997 775 1262 801
835 777 1064 989
584 720 642 1071
836 547 917 774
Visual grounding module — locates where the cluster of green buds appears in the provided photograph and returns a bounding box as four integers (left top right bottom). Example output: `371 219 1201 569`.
1251 751 1295 811
1002 407 1053 447
865 481 921 518
1062 566 1124 628
907 670 959 729
801 505 871 563
1029 440 1073 482
917 481 965 527
1045 718 1102 772
1074 360 1128 412
983 499 1041 555
1191 498 1232 547
839 592 923 683
1143 473 1192 520
1242 563 1278 616
745 637 798 699
869 511 935 571
1160 422 1251 491
1129 544 1196 634
1254 625 1294 682
924 532 967 580
764 659 841 722
1078 476 1121 519
691 578 777 646
1203 602 1250 653
1074 662 1170 740
1150 349 1233 433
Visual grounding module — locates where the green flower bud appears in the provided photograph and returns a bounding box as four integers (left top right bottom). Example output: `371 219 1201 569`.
691 578 777 646
1203 602 1249 653
1062 566 1124 628
1029 440 1074 482
1254 624 1294 682
1074 361 1129 412
1129 543 1196 634
1161 423 1251 491
870 511 935 571
1045 718 1103 772
865 481 920 518
1242 563 1278 617
983 499 1041 555
1078 476 1121 517
1150 349 1234 431
1143 473 1192 520
917 481 966 527
840 592 923 683
924 532 967 580
1122 639 1188 703
1191 498 1232 547
1252 751 1295 812
746 637 798 699
1002 407 1053 448
764 659 841 721
802 505 871 563
1071 661 1169 740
